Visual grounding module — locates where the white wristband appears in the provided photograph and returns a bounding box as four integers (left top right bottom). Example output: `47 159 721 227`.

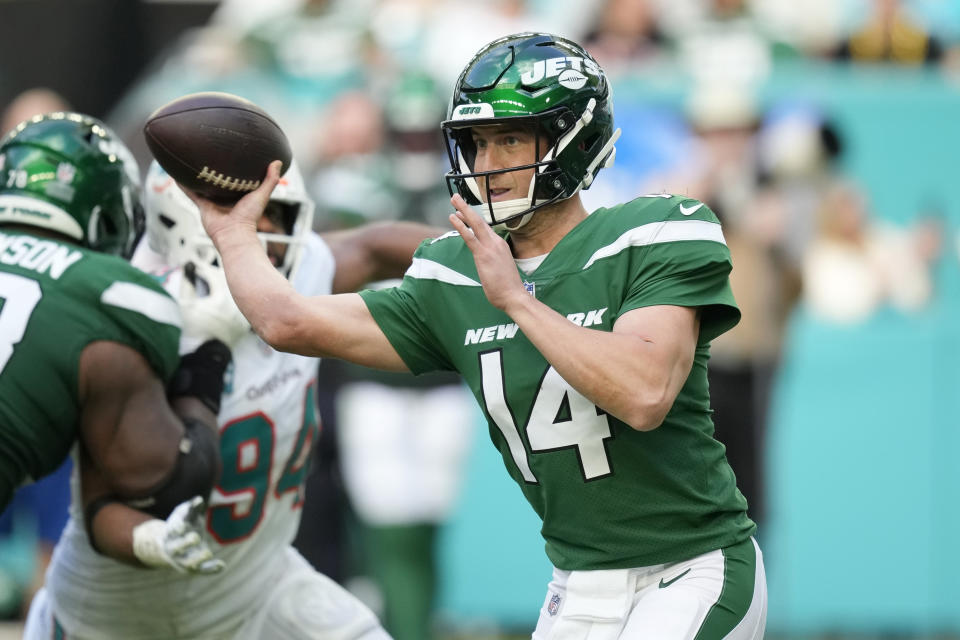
132 519 172 569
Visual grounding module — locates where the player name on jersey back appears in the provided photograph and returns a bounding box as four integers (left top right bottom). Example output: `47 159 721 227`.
0 231 83 279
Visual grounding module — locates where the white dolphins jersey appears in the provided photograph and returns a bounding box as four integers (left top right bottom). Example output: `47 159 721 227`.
42 233 335 639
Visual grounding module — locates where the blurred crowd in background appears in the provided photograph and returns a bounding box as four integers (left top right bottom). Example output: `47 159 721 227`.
3 0 960 638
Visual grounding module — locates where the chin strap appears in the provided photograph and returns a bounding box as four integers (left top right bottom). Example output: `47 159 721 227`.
495 210 537 232
480 156 552 230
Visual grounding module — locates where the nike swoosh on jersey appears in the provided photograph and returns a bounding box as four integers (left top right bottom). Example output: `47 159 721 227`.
658 568 691 588
679 203 704 216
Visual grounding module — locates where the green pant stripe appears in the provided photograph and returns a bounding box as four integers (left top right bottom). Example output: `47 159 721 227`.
693 537 756 640
53 614 66 640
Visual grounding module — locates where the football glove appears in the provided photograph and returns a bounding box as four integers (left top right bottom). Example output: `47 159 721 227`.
132 496 224 575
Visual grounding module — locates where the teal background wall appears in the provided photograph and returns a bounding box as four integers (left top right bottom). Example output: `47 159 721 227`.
766 306 960 634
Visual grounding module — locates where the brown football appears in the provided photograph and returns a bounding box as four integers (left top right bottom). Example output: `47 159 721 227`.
143 92 291 204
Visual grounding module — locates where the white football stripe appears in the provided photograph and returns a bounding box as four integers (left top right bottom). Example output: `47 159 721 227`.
101 282 182 328
405 258 481 287
582 220 726 270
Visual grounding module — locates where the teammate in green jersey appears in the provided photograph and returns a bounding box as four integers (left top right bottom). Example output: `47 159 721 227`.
193 33 767 639
0 112 227 574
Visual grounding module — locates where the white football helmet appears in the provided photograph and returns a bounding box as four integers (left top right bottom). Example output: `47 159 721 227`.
144 159 315 346
144 159 315 277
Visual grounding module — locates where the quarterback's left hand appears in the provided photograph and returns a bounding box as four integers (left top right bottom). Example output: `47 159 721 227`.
449 194 527 312
132 496 225 575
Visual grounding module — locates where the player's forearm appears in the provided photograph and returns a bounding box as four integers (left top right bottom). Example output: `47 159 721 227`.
364 222 443 281
295 293 411 371
80 460 155 566
209 214 409 368
503 295 679 431
87 501 154 566
209 223 306 350
327 222 443 293
85 495 223 575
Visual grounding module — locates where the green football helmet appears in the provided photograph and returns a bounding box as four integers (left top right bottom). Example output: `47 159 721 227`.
442 32 621 228
0 112 144 257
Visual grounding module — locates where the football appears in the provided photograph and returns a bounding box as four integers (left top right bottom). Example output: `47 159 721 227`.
143 92 291 204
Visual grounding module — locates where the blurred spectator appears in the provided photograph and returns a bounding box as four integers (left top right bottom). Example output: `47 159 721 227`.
107 0 377 170
582 0 666 73
236 0 375 162
683 84 761 218
834 0 944 65
308 77 452 227
382 71 454 224
209 0 306 32
313 90 386 163
751 0 848 57
1 88 70 136
414 0 559 92
240 0 376 84
662 0 773 86
308 90 393 229
802 180 939 324
754 103 844 269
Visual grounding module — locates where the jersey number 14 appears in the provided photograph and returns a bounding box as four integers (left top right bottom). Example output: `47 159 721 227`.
479 349 614 483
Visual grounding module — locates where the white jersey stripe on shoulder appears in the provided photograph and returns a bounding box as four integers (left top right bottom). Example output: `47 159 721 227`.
101 282 182 328
406 258 481 287
430 230 461 243
582 219 726 270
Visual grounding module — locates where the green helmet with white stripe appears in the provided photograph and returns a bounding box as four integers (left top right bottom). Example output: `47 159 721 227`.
0 112 144 258
442 32 620 228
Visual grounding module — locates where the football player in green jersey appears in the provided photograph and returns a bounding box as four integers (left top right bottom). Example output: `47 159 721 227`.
0 113 227 575
194 33 767 639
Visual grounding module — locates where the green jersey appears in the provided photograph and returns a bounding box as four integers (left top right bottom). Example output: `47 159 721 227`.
361 195 756 570
0 230 182 509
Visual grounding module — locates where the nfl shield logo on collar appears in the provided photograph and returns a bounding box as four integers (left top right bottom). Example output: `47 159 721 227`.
523 280 536 296
548 592 562 616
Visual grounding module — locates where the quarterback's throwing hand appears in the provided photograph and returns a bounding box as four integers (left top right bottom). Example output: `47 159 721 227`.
132 496 225 575
185 160 283 247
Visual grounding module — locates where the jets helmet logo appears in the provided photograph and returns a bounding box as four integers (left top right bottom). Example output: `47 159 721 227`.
520 56 601 85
